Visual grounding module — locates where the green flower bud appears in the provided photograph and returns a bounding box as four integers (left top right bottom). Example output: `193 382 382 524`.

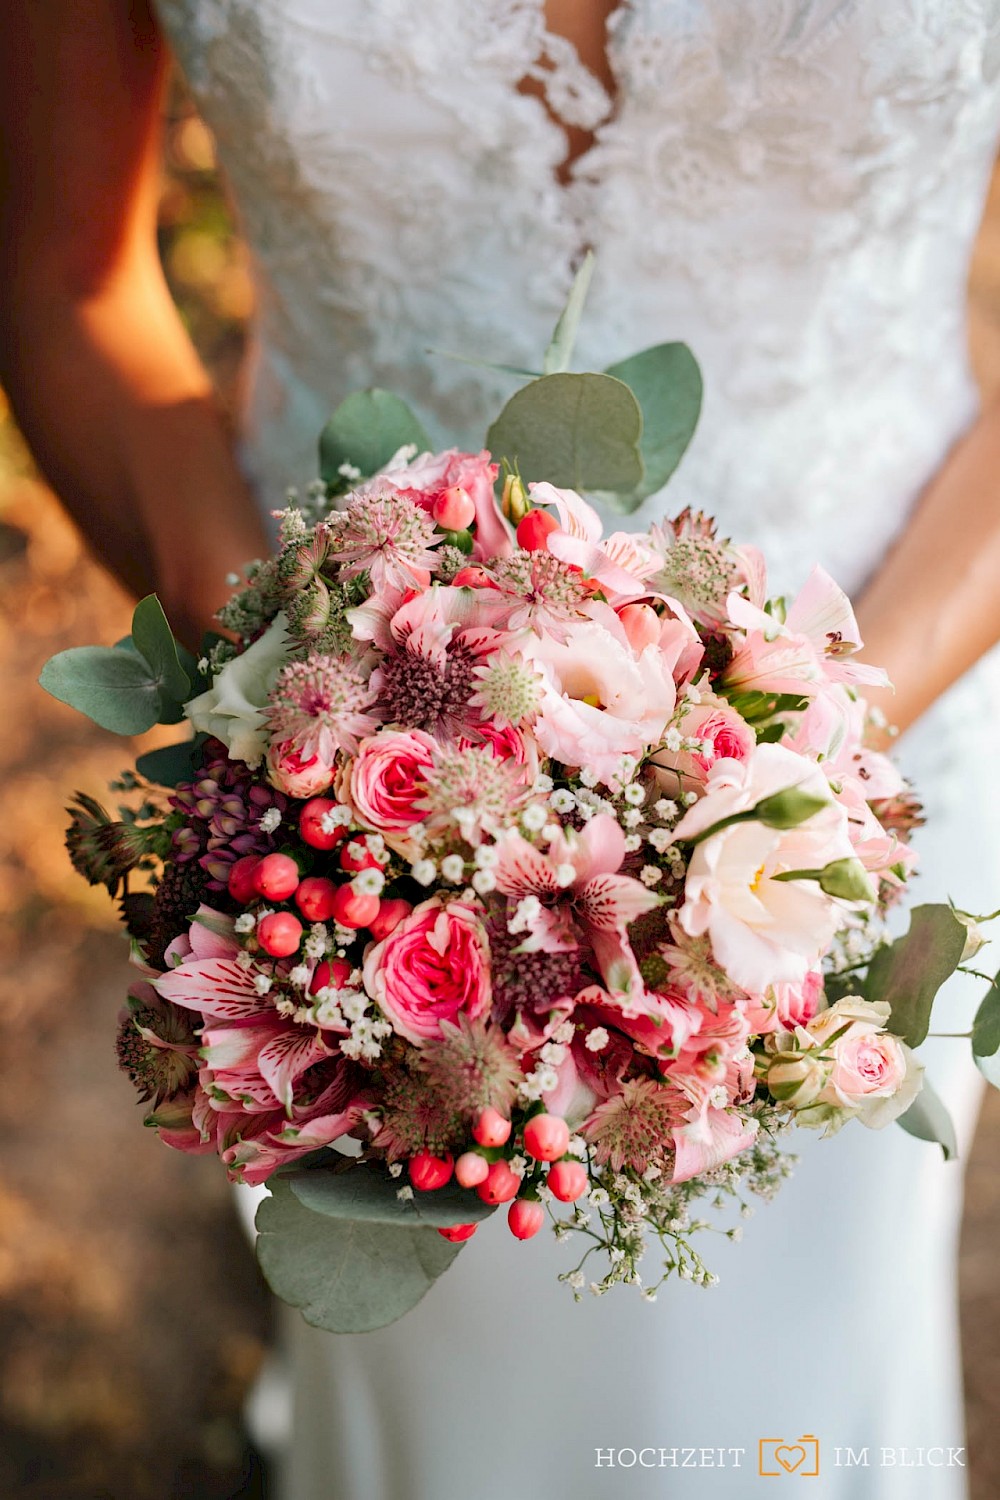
816 857 876 903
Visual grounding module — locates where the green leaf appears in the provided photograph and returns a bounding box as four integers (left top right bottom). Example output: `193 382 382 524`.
864 904 968 1048
486 373 644 496
286 1157 496 1228
319 389 430 487
136 735 206 787
542 251 595 376
896 1079 958 1160
255 1175 463 1333
971 968 1000 1059
39 646 163 735
130 595 192 705
603 342 703 509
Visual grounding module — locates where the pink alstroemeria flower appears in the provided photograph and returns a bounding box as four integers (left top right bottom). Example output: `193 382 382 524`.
529 482 661 601
494 813 659 1000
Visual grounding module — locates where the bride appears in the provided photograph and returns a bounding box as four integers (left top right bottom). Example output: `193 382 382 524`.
3 3 1000 1496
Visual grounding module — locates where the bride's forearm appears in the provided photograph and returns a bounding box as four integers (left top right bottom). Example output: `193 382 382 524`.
0 253 268 647
855 394 1000 743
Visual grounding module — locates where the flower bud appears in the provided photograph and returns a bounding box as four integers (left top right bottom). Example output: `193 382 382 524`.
815 857 876 903
764 1049 831 1109
753 784 830 829
500 472 529 523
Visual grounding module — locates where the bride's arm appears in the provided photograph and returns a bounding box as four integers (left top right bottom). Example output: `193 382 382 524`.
854 393 1000 744
0 0 268 647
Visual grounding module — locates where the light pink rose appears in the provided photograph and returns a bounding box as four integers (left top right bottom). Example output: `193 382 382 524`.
805 997 922 1126
654 695 754 793
342 730 438 850
363 898 492 1045
266 740 335 797
741 971 823 1033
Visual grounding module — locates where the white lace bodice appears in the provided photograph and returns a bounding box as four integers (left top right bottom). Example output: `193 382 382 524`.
156 0 1000 594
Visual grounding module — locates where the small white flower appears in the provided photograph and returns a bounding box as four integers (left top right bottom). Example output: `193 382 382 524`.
549 789 576 814
552 1020 575 1045
259 807 283 834
197 656 209 675
568 1271 586 1290
555 862 576 888
622 808 642 828
648 827 673 853
509 894 541 932
304 925 329 958
588 1186 610 1207
235 950 254 971
320 805 351 835
683 790 698 805
388 1161 403 1178
288 964 311 989
617 754 638 781
578 767 598 788
396 1185 414 1201
664 728 682 752
234 912 257 934
411 858 437 886
623 783 645 806
585 1026 610 1052
624 833 643 853
353 868 385 897
535 1065 559 1093
640 865 663 887
471 869 496 895
533 773 554 794
654 798 678 821
253 973 273 996
440 853 466 883
540 1041 567 1066
474 844 499 870
521 804 548 833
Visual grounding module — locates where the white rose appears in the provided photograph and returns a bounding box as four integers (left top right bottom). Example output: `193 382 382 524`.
184 613 291 767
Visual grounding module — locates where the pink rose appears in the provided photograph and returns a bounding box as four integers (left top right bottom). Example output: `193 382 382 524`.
266 739 335 797
363 898 491 1044
653 696 754 792
342 730 437 850
742 971 823 1033
800 996 923 1128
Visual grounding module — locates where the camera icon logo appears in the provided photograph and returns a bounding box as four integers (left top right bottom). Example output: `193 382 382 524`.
758 1435 821 1477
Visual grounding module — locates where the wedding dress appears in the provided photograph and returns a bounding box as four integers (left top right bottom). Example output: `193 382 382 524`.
155 4 1000 1496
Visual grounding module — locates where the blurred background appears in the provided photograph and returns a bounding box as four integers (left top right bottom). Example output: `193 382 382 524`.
2 71 1000 1500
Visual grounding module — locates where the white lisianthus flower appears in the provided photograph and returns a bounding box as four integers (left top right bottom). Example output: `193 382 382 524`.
673 743 860 993
184 613 291 767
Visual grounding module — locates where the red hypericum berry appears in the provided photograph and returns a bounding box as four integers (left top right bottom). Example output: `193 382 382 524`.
368 898 411 942
254 852 301 901
298 799 347 851
227 854 263 905
516 508 559 552
409 1151 454 1192
617 601 661 653
339 838 382 873
454 1151 490 1189
437 1222 478 1242
472 1107 512 1148
508 1198 546 1240
476 1160 520 1205
452 566 494 589
330 884 381 930
309 957 353 995
257 910 303 958
523 1113 571 1163
547 1160 588 1203
432 485 476 532
294 876 339 922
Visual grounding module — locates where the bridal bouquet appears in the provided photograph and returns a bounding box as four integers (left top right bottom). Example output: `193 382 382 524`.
42 262 999 1331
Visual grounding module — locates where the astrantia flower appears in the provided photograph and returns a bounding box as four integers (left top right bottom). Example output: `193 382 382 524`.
656 921 747 1013
470 649 543 729
65 792 157 895
267 651 377 761
489 548 596 637
373 587 501 740
417 743 528 844
583 1077 686 1172
336 486 441 590
647 509 745 629
115 983 199 1107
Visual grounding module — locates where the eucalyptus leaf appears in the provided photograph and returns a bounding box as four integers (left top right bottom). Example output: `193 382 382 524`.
319 389 430 487
130 595 192 704
39 646 163 736
486 373 644 495
896 1079 958 1160
864 904 967 1048
256 1175 463 1333
136 735 207 788
287 1157 496 1228
603 342 703 509
971 968 1000 1059
542 251 595 376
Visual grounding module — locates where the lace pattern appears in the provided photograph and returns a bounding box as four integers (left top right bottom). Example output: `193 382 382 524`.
154 0 1000 603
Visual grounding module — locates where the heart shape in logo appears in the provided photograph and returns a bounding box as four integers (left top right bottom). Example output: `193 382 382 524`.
774 1445 807 1473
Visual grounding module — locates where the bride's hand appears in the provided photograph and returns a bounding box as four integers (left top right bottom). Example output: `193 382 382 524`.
0 0 268 649
855 392 1000 748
